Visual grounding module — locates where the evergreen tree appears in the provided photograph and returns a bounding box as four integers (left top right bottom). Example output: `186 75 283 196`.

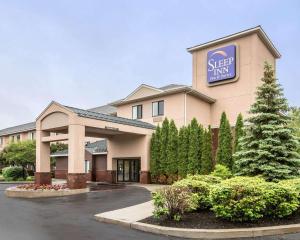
216 112 233 169
234 62 300 181
166 120 178 175
234 113 244 153
188 118 203 174
159 118 169 174
178 126 189 177
200 126 213 174
150 125 161 177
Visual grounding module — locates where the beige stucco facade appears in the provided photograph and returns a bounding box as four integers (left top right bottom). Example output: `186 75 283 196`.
191 33 276 127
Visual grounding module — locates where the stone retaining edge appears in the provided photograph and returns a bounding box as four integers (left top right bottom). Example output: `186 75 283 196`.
5 187 89 198
130 222 300 239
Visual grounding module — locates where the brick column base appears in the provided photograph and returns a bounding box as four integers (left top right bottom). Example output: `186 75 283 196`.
140 171 151 184
35 172 52 185
105 170 117 183
67 173 87 189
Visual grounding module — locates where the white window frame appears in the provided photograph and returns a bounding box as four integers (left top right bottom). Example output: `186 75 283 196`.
152 100 164 117
132 105 143 119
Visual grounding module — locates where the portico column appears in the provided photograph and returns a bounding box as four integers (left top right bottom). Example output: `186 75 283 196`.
35 130 51 185
105 138 116 183
140 134 152 184
67 124 86 189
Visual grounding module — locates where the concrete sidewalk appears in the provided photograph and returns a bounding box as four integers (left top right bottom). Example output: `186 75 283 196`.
94 200 154 227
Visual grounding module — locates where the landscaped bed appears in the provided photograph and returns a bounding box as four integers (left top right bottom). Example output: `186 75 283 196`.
5 183 89 198
141 210 300 229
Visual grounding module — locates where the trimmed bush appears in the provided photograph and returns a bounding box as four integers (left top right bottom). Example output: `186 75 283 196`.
211 164 232 179
152 186 198 221
279 178 300 199
173 178 211 209
186 174 222 185
210 177 299 222
2 166 27 181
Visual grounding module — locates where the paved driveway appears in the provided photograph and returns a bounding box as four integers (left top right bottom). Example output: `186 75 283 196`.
0 183 300 240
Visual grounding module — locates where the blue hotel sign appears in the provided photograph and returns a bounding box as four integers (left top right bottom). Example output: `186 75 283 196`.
207 45 236 84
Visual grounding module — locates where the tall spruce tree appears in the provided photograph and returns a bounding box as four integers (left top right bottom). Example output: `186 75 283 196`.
216 112 233 169
200 126 213 174
188 118 203 174
234 113 244 153
150 125 161 177
166 120 178 175
159 118 169 174
178 126 189 177
234 62 300 181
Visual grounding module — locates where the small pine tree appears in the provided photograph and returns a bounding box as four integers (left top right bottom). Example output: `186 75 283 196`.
178 126 189 177
234 113 244 153
159 118 169 174
166 120 178 175
188 118 202 174
234 62 300 181
150 125 161 177
216 112 233 169
200 126 213 174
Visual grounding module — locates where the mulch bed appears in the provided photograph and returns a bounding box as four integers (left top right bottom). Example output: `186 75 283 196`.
141 210 300 229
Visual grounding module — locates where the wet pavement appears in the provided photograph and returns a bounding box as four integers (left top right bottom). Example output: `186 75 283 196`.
1 183 300 240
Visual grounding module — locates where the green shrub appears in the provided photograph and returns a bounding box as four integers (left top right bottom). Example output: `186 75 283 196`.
279 178 300 197
185 174 222 185
173 174 221 210
152 186 198 221
211 164 232 179
262 182 299 218
2 166 27 181
210 177 299 222
173 178 211 209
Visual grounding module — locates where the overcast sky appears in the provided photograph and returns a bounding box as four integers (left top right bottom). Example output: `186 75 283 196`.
0 0 299 129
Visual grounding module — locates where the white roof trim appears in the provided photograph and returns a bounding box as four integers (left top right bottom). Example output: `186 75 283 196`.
187 26 281 58
92 152 108 155
121 84 163 102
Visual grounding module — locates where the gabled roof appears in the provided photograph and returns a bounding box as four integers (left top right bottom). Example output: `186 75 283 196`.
65 105 155 129
187 25 281 58
0 122 36 137
112 84 216 106
50 140 107 157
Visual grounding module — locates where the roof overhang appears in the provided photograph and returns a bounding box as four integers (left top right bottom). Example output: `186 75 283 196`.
187 26 281 58
112 86 216 106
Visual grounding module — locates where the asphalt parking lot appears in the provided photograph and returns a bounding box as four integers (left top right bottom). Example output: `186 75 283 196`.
1 183 300 240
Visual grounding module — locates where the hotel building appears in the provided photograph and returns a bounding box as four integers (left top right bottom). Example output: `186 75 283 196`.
0 26 280 188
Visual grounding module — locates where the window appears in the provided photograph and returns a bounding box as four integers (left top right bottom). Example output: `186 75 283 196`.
0 137 2 145
152 100 164 117
28 132 35 140
84 160 90 173
132 105 143 119
16 135 21 142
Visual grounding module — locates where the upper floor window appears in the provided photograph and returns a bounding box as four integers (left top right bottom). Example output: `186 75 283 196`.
132 105 143 119
152 100 164 117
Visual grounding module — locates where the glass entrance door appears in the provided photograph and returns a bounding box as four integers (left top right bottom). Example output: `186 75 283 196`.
117 159 140 182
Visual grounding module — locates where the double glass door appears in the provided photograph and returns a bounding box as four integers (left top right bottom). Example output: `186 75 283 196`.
117 159 140 182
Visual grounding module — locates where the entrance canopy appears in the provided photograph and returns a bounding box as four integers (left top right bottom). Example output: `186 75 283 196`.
35 101 155 188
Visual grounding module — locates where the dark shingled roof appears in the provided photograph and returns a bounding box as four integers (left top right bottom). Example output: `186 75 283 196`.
65 106 155 130
51 140 107 157
87 104 117 115
0 122 36 137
